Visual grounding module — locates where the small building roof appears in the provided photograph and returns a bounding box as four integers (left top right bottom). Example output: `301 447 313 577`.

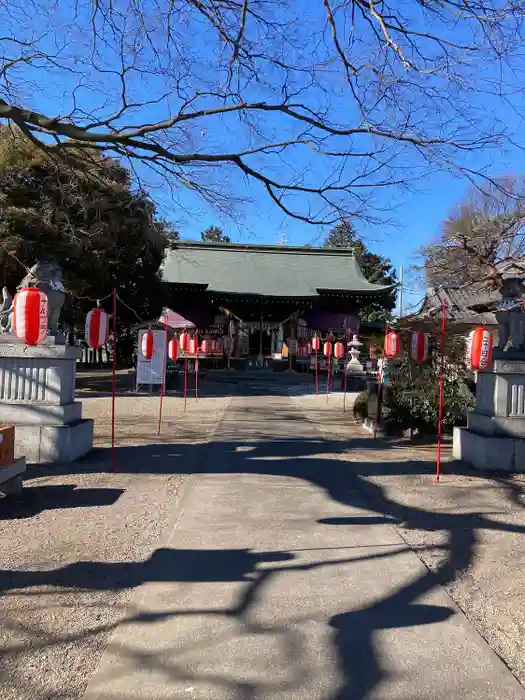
162 241 391 299
413 286 497 325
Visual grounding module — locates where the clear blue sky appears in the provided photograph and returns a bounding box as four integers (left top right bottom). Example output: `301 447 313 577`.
5 0 525 314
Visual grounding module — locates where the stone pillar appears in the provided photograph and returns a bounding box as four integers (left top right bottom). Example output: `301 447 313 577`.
0 339 94 463
454 358 525 471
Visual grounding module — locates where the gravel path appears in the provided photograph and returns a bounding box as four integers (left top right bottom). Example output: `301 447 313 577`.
291 390 525 689
0 392 230 700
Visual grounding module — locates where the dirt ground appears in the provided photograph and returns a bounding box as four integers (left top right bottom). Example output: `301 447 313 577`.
0 389 230 700
3 378 525 697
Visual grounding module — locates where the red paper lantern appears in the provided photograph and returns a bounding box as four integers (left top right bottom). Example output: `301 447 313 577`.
168 338 178 360
188 337 198 355
312 336 320 352
410 332 429 363
141 330 154 359
384 331 401 358
13 287 48 346
468 328 493 371
334 341 345 359
201 339 212 354
179 332 190 351
85 308 109 349
323 341 332 357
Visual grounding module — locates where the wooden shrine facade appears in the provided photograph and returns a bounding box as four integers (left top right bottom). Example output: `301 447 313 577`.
162 241 390 331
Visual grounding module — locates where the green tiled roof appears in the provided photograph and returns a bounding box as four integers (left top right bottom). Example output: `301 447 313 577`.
162 241 391 298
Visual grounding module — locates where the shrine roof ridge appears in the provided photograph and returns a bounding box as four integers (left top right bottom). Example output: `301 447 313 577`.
163 240 392 298
172 240 362 255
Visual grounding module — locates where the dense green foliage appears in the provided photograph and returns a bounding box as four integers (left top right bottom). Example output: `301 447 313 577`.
0 128 178 340
200 226 231 243
323 220 397 323
353 390 369 422
382 329 475 435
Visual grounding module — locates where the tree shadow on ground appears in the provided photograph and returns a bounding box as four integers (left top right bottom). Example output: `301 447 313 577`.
0 485 124 520
4 425 525 698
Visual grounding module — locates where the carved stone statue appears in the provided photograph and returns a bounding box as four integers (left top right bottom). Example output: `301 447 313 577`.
495 276 525 352
0 260 66 336
0 287 13 333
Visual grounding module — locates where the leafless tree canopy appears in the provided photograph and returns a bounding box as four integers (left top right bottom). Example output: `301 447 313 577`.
417 179 525 290
1 0 524 223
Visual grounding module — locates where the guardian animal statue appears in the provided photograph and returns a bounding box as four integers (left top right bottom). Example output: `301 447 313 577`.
0 261 66 336
496 276 525 352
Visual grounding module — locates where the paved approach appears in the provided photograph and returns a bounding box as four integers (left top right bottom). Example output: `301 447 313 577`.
83 392 525 700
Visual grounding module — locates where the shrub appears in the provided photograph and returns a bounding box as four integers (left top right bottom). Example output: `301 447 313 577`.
353 390 369 422
382 328 475 435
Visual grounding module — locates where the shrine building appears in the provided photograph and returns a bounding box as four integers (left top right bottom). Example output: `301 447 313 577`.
161 241 390 367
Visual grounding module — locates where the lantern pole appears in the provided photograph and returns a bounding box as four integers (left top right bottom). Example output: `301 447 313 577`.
111 287 117 473
315 343 319 395
373 321 389 439
343 344 349 413
195 330 199 401
325 332 332 403
157 313 169 436
183 332 188 412
436 296 447 482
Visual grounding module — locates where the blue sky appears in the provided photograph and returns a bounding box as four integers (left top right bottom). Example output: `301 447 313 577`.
4 0 525 313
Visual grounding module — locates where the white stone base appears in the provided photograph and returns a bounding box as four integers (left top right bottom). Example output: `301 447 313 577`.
15 419 94 464
453 427 525 472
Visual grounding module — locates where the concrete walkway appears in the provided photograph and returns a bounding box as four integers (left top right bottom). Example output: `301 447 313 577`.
83 393 525 700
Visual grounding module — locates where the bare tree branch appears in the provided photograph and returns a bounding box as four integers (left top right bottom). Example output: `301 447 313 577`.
1 0 524 223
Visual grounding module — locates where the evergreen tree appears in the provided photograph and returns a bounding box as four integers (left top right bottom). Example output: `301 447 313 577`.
323 220 397 324
200 226 231 243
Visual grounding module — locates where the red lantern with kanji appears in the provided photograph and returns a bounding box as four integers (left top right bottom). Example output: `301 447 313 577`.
13 287 48 346
201 339 212 354
384 331 401 358
312 336 320 352
85 308 109 349
188 337 198 355
323 341 332 357
468 328 493 371
168 338 178 360
141 330 154 359
179 332 190 352
334 341 345 359
410 332 429 363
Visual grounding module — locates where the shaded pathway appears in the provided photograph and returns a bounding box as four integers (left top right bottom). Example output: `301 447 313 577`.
78 394 525 700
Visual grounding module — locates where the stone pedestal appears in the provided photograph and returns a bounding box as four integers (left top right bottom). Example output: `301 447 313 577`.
454 358 525 472
0 339 94 464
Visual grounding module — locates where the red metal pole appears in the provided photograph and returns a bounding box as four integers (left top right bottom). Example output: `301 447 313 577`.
184 357 188 411
157 315 169 435
343 350 348 413
315 352 319 394
111 288 117 473
326 353 331 403
373 321 389 439
436 297 447 482
195 331 199 400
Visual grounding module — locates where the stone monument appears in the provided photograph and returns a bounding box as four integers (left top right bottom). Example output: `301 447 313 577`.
0 261 93 463
453 275 525 472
